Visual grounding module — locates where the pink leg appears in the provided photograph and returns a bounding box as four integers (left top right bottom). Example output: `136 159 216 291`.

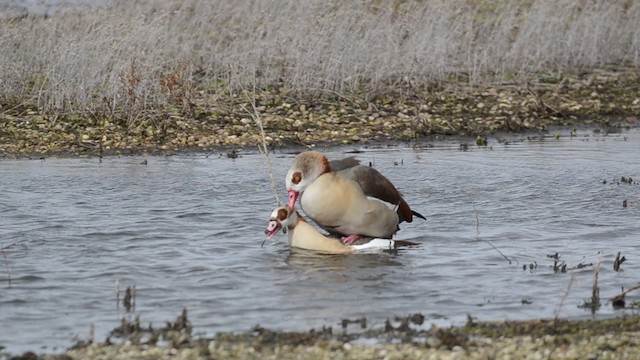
341 234 362 245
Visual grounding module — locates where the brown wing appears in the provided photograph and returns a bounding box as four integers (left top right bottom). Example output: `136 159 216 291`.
337 165 415 223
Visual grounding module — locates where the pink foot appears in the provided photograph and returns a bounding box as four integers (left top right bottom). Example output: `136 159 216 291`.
341 234 362 245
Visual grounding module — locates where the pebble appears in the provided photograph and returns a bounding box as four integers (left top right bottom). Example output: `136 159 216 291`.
1 69 638 158
34 329 640 360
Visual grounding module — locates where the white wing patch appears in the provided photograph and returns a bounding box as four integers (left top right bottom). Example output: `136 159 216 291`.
351 239 395 252
365 196 398 210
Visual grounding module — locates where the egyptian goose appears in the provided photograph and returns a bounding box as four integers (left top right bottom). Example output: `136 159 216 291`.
265 206 416 253
285 151 425 244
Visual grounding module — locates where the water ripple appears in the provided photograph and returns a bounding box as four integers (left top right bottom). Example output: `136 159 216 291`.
0 130 639 353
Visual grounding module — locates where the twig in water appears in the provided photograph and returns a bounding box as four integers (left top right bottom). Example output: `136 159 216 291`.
578 254 602 313
132 284 136 311
554 272 576 320
590 256 601 314
1 244 12 288
240 86 280 207
551 255 592 273
610 284 640 309
241 83 281 248
123 284 136 312
115 276 120 309
472 205 512 265
89 323 95 344
613 251 626 271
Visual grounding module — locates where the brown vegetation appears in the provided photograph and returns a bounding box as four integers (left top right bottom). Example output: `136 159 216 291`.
1 1 639 156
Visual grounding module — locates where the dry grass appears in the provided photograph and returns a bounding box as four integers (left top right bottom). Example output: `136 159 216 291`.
1 0 639 122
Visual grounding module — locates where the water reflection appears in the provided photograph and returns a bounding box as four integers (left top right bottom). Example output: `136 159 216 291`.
284 248 405 274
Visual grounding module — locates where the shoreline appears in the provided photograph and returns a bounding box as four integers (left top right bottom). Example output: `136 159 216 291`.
2 68 639 159
5 313 640 359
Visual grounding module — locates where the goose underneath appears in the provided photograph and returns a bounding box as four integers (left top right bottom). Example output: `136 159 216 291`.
265 206 417 254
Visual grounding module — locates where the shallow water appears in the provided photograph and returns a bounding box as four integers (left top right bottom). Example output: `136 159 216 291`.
1 128 639 353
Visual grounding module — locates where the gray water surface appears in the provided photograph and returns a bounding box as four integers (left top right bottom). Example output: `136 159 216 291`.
1 129 639 353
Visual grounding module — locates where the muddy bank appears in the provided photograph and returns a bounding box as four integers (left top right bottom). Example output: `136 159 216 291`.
1 68 639 158
5 311 640 360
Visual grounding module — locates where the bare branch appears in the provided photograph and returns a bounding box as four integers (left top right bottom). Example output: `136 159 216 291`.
241 84 281 207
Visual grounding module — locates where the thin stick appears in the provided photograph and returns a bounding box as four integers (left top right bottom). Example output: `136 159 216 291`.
611 284 640 300
554 272 576 320
472 205 512 264
610 283 640 309
89 323 95 344
613 251 626 271
241 84 280 207
115 276 120 309
1 245 12 288
591 255 601 314
132 284 136 311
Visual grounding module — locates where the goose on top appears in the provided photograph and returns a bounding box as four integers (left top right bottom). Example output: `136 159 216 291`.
285 151 425 245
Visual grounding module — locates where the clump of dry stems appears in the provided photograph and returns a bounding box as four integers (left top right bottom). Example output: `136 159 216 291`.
0 0 638 125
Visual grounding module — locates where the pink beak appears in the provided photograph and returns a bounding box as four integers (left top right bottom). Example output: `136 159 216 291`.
287 190 299 207
265 220 281 240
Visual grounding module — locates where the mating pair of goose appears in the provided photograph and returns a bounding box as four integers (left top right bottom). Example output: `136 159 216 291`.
265 151 426 253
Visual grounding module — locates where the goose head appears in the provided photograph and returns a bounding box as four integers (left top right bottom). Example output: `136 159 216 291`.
265 205 298 239
285 151 330 207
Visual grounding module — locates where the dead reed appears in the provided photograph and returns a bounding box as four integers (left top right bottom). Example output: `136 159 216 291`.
1 0 638 125
115 277 136 311
472 204 512 264
613 251 626 271
610 284 640 309
554 273 577 319
123 284 136 312
241 84 281 207
589 255 602 314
